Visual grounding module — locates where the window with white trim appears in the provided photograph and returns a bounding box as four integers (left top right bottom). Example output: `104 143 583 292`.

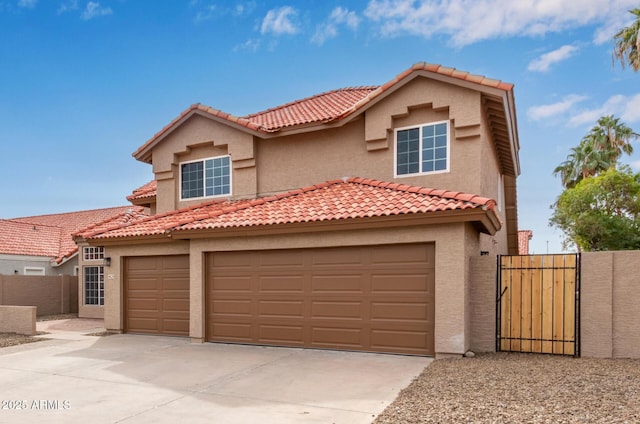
84 266 104 306
24 267 45 276
180 155 231 200
395 121 449 176
83 246 104 261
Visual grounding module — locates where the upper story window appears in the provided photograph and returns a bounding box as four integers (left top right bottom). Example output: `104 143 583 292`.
395 121 449 177
180 155 231 200
83 246 104 261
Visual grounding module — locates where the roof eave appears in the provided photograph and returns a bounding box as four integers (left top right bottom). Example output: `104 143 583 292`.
133 108 265 164
169 208 501 240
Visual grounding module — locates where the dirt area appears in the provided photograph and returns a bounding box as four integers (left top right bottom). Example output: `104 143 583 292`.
0 333 46 348
375 352 640 423
36 313 78 321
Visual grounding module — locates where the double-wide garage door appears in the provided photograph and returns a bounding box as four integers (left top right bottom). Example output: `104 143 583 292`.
124 255 190 336
206 244 435 355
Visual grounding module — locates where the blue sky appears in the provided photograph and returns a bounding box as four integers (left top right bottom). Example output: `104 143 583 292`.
1 0 638 254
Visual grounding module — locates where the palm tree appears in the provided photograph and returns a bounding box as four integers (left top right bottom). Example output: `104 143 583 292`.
554 115 637 188
614 8 640 71
588 115 636 161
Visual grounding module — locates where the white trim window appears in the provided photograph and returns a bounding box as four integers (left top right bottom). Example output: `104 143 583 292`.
24 267 45 276
395 121 449 176
180 155 231 200
83 246 104 261
84 266 104 306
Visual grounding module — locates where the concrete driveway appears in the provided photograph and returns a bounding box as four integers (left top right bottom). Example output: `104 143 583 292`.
0 320 431 424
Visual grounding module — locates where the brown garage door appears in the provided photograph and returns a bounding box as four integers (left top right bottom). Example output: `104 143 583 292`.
124 255 190 336
206 244 434 355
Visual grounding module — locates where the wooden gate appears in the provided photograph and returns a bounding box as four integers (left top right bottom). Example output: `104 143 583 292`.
497 254 580 356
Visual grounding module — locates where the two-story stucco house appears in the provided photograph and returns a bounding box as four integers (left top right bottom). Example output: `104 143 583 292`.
76 63 520 357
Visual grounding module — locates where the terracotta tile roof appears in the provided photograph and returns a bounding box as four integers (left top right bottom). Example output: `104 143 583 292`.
88 178 498 240
0 221 62 258
127 180 157 202
242 87 378 131
2 206 145 264
133 63 514 159
518 230 533 255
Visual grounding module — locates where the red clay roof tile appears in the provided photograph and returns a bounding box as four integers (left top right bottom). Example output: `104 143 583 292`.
88 178 498 240
2 206 146 264
127 180 157 202
133 63 514 159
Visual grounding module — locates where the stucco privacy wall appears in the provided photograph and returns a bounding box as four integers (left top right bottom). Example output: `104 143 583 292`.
581 251 640 359
468 256 497 353
0 275 78 316
184 222 479 357
102 242 190 331
0 306 36 335
468 252 640 358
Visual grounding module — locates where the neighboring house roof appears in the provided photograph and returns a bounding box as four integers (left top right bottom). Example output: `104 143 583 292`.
83 178 500 241
133 62 519 178
518 230 533 255
127 180 157 204
1 206 147 264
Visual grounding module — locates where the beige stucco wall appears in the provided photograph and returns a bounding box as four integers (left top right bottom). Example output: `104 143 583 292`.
468 255 497 353
152 114 256 213
581 251 640 358
101 242 190 331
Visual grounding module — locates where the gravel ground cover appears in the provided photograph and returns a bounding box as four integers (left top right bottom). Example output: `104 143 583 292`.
0 333 45 348
375 352 640 423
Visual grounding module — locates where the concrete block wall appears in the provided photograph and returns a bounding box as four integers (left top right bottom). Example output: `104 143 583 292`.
0 275 78 316
0 306 36 335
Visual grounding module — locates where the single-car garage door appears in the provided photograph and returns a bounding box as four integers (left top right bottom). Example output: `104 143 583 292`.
206 244 435 355
124 255 190 336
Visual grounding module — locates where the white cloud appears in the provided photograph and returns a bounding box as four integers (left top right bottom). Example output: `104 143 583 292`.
528 95 588 121
568 94 640 127
363 0 639 47
17 0 36 8
233 38 261 52
260 6 299 36
233 2 256 16
312 7 360 45
527 45 578 72
194 4 216 23
57 0 78 14
81 1 112 20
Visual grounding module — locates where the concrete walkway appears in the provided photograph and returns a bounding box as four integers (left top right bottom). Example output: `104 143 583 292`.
0 320 431 424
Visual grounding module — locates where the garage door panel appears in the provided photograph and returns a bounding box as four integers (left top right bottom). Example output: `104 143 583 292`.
371 301 432 322
258 324 305 344
163 277 189 291
311 248 363 266
259 250 305 267
206 244 434 355
210 322 253 341
371 274 433 293
311 326 363 348
371 329 432 352
211 299 253 316
258 276 304 292
127 278 159 291
371 244 434 266
125 255 189 337
211 276 253 292
258 300 304 318
311 301 363 319
311 275 364 293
